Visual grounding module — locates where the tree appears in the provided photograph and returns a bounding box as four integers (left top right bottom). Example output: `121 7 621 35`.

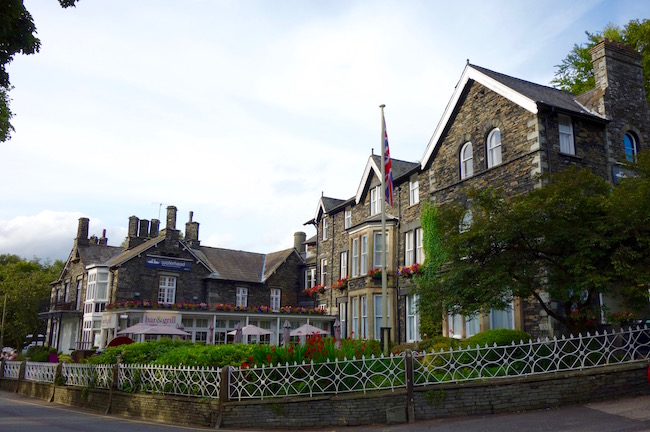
0 254 64 348
0 0 77 142
415 157 650 335
551 19 650 101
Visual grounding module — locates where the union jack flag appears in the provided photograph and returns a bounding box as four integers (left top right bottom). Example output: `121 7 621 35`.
382 113 394 206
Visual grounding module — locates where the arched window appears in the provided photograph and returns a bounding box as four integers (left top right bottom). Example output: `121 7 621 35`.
459 209 473 233
624 132 638 162
460 142 473 179
486 128 502 168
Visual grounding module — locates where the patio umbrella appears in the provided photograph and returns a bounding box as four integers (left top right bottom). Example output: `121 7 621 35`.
227 324 271 337
117 322 152 335
290 323 327 337
282 320 291 346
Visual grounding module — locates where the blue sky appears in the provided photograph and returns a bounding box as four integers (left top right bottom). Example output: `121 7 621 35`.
1 0 647 262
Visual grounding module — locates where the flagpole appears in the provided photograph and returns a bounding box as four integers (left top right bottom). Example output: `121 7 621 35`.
379 104 389 354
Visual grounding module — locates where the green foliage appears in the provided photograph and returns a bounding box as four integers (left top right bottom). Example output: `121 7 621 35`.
0 254 64 348
24 345 52 362
417 156 650 335
552 19 650 101
461 329 531 348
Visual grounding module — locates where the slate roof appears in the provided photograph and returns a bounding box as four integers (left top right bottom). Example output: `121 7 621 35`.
263 248 298 282
76 244 123 267
470 64 603 118
105 236 165 268
370 155 419 181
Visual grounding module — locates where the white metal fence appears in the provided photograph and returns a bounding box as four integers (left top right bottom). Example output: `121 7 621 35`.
228 354 406 401
117 364 221 398
413 327 650 386
3 327 649 401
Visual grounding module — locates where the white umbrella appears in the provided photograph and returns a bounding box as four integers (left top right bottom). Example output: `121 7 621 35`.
228 324 271 336
290 323 328 337
117 323 152 335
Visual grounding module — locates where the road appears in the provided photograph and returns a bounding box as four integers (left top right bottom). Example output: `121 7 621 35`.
1 390 650 431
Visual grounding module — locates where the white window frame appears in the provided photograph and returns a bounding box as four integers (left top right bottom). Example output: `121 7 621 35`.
320 258 328 287
415 227 424 264
406 294 420 342
352 297 359 338
236 287 248 308
373 231 388 269
340 251 348 279
370 186 380 215
487 128 502 168
460 141 473 179
270 288 281 312
405 231 415 267
339 302 347 338
305 268 316 288
344 209 352 229
373 294 390 340
360 295 367 339
360 234 368 275
351 238 359 277
409 176 419 206
558 114 575 155
322 217 328 241
158 275 177 304
489 301 515 330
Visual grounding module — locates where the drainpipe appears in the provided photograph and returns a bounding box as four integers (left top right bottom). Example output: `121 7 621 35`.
544 106 554 175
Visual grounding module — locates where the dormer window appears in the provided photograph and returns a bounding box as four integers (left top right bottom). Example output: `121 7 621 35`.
370 186 380 215
344 209 352 229
409 175 419 205
558 114 575 155
460 142 473 179
486 128 502 168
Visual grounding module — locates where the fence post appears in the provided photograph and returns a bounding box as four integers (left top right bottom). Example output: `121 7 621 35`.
0 359 5 378
105 364 119 414
405 350 415 423
50 362 62 402
15 361 26 393
215 366 230 428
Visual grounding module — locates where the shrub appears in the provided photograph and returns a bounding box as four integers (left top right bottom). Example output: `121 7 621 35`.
461 329 531 348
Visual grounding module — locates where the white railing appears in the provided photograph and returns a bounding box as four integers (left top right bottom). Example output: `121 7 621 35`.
117 364 221 398
413 326 650 386
24 362 57 383
3 361 21 379
228 354 406 401
62 363 112 389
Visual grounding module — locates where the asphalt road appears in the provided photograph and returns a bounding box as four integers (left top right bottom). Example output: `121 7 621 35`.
1 390 650 431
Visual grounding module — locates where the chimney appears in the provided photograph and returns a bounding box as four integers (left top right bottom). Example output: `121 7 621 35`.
185 211 200 248
589 39 645 116
166 206 177 231
149 219 160 237
294 231 306 255
75 217 90 247
138 219 150 239
99 229 108 245
126 215 143 250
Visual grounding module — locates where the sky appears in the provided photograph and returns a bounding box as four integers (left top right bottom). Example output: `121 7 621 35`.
0 0 647 263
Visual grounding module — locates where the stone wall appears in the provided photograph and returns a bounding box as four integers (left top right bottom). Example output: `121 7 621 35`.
3 361 648 429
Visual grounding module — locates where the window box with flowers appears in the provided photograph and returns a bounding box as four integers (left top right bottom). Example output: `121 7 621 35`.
332 278 348 291
397 263 423 279
607 311 634 327
368 268 393 280
302 284 325 297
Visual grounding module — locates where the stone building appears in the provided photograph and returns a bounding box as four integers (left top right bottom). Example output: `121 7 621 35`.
44 206 332 354
307 39 649 342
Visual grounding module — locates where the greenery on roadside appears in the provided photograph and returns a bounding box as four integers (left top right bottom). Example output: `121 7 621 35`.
0 254 64 348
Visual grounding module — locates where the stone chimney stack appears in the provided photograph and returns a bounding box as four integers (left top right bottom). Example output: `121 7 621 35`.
138 219 150 239
166 206 177 231
126 215 144 250
75 217 90 247
185 211 200 248
149 219 160 238
162 205 180 254
294 231 306 255
588 39 649 167
99 229 108 245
